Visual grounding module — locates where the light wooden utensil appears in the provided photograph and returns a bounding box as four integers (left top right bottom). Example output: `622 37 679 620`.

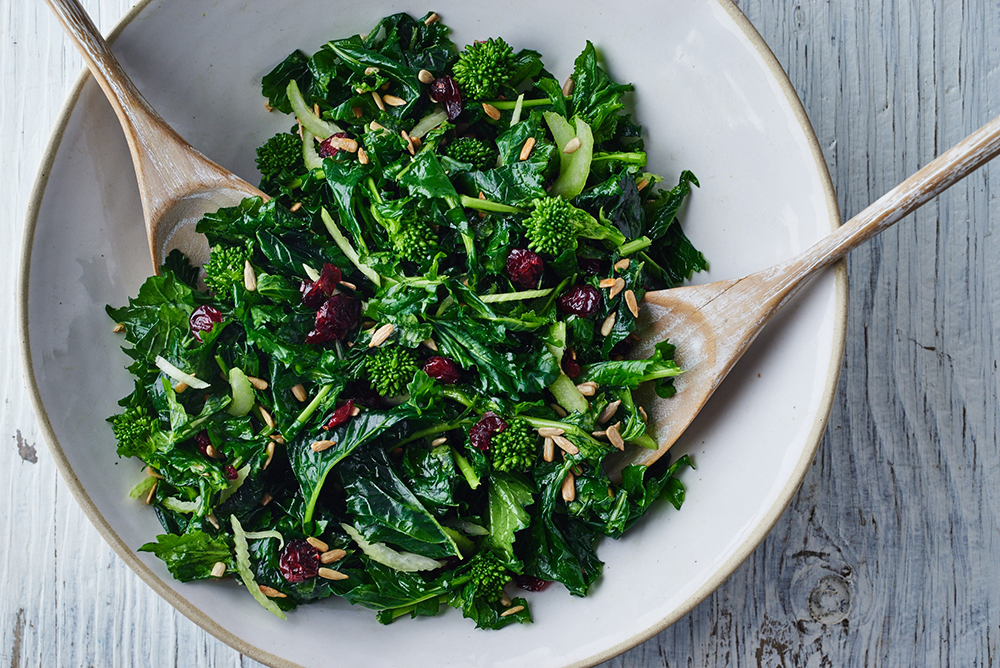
45 0 266 269
607 114 1000 479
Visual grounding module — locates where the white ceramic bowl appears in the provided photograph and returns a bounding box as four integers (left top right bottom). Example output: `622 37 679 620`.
20 1 844 666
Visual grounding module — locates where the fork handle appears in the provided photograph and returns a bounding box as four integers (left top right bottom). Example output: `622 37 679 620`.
783 114 1000 284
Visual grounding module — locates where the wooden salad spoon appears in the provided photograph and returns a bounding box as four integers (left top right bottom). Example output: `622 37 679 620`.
607 114 1000 479
45 0 266 269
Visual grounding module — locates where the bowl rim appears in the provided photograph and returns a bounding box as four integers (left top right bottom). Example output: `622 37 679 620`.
18 1 846 666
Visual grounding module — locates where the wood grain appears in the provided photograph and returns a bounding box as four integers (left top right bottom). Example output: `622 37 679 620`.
1 1 998 667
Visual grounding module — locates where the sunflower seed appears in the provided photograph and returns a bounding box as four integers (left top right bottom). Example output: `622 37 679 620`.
370 120 387 132
501 592 512 607
563 137 582 154
636 178 649 192
614 258 631 271
576 381 598 396
357 147 369 165
318 568 349 581
639 406 648 422
270 433 286 445
352 106 363 118
350 405 361 416
625 289 640 318
609 277 626 300
519 136 536 161
264 102 273 112
145 466 163 479
431 436 448 446
205 445 224 460
369 323 395 347
550 403 568 418
206 512 220 530
482 103 501 120
247 376 268 391
383 94 406 107
364 66 380 76
598 277 616 288
112 323 125 333
600 312 617 336
264 441 276 470
537 427 565 437
311 440 336 453
501 604 525 617
422 338 439 351
592 430 607 438
259 585 287 598
210 562 226 578
261 492 273 506
289 202 303 212
552 435 579 455
145 480 157 505
418 69 435 84
174 382 189 394
561 77 575 96
326 136 358 152
372 91 385 111
401 130 415 155
598 400 621 424
244 260 257 291
543 437 555 462
291 384 308 402
424 12 440 25
606 423 625 450
561 472 576 502
258 406 275 429
306 537 329 553
320 549 347 565
340 281 357 291
313 103 321 118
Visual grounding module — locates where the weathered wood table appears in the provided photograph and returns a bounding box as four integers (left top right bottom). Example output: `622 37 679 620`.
3 1 998 665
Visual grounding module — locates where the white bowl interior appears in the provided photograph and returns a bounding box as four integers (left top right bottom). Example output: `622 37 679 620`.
22 1 843 666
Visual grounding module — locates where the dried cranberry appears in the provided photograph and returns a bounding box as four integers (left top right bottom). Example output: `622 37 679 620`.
514 574 552 591
469 412 507 451
423 356 461 384
195 431 212 457
562 353 581 379
305 294 360 344
429 76 463 120
189 305 223 342
300 263 342 309
323 399 355 431
318 132 350 158
279 539 322 583
578 257 602 276
558 285 602 317
505 249 545 289
224 464 239 480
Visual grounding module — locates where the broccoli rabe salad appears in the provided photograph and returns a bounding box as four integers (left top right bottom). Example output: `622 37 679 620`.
107 12 706 629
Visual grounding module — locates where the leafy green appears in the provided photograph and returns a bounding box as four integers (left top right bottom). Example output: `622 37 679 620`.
138 531 233 582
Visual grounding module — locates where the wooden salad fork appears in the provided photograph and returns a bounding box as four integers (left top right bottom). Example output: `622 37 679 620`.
607 114 1000 478
45 0 266 269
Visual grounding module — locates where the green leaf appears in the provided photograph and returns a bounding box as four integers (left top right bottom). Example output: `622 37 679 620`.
138 531 233 583
487 473 535 559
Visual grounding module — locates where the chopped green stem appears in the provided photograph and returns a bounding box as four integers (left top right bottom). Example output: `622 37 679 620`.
591 151 648 166
289 383 333 436
320 207 382 287
478 288 554 303
366 177 384 204
440 387 477 409
451 448 481 490
459 195 524 215
214 354 229 376
396 421 465 447
619 236 652 256
481 98 553 110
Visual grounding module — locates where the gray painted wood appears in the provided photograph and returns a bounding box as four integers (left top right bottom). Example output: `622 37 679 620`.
2 1 998 666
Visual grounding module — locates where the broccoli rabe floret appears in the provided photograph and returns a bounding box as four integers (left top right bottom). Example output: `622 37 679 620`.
468 551 511 601
255 132 304 181
489 418 537 472
203 244 250 300
524 197 626 256
445 137 496 171
372 204 439 265
366 345 419 397
110 407 162 458
452 37 516 100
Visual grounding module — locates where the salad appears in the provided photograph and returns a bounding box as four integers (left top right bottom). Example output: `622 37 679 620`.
107 11 706 629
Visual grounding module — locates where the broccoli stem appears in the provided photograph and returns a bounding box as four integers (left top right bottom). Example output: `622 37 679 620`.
288 383 333 437
481 98 553 110
549 374 589 414
619 236 652 256
458 195 524 215
451 448 481 490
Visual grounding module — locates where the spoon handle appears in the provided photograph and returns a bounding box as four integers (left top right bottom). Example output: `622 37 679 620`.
779 113 1000 291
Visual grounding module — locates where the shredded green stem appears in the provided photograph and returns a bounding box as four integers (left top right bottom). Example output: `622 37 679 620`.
481 98 553 110
478 288 554 303
290 383 333 436
458 195 524 214
619 236 652 256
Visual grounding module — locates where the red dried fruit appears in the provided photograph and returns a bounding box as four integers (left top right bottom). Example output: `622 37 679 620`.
423 356 461 384
558 285 602 318
189 305 223 342
279 539 322 583
323 399 355 431
305 293 360 344
301 263 342 309
469 412 507 451
514 574 552 591
224 464 239 480
561 353 581 379
429 75 463 120
505 248 545 289
195 431 212 457
318 132 350 158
